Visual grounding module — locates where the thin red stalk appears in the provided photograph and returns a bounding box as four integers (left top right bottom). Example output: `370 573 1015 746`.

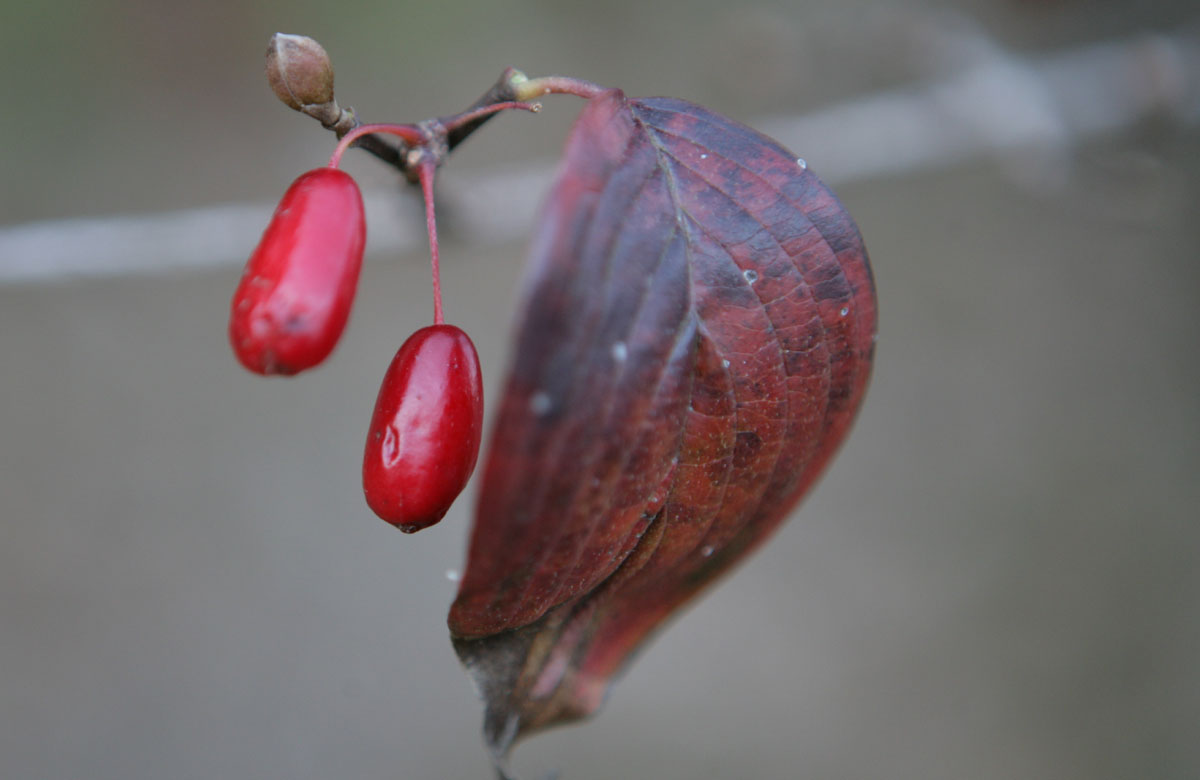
440 101 540 133
417 159 444 325
329 123 424 168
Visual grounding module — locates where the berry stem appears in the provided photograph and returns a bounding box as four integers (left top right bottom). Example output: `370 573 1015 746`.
416 158 444 326
328 122 425 169
332 112 408 170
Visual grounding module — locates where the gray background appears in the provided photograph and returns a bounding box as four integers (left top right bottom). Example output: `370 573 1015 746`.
2 1 1197 778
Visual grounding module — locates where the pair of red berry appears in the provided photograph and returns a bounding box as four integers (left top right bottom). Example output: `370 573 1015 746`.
228 122 491 533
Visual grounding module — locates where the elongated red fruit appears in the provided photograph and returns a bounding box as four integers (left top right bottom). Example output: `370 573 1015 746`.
229 167 366 375
363 324 484 532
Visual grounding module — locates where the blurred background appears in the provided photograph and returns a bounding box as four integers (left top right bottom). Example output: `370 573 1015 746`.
2 1 1198 778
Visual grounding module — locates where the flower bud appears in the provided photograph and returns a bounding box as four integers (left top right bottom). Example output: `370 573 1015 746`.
265 33 335 111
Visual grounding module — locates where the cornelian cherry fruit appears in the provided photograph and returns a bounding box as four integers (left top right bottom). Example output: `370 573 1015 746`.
363 324 484 532
229 167 365 375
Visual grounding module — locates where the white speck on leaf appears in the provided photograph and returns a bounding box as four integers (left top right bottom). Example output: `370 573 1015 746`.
530 391 552 416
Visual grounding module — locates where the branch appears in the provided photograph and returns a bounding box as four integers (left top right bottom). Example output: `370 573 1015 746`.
2 24 1196 286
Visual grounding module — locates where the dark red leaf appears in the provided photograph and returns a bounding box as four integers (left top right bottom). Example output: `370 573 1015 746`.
449 89 877 757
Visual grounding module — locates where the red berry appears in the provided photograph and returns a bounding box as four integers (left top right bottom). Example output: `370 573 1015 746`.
229 167 366 375
363 324 484 532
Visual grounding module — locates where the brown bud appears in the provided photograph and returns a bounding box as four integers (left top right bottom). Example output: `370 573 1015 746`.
265 33 335 111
